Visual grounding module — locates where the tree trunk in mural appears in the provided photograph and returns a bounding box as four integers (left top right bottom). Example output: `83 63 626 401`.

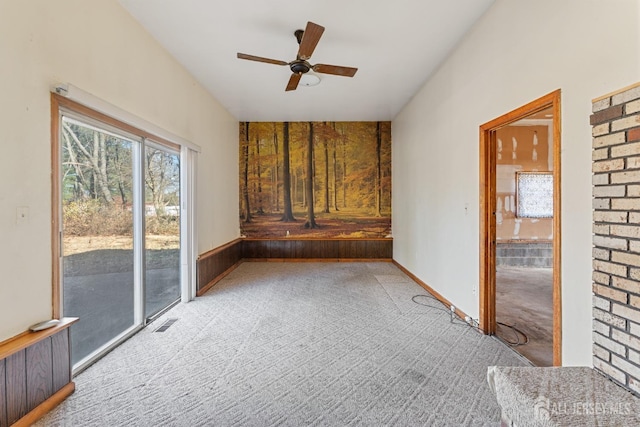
256 136 264 214
305 122 318 228
333 143 339 211
323 128 330 214
281 122 295 222
375 121 382 217
312 138 317 208
272 123 279 212
293 173 298 207
331 122 339 211
243 122 252 223
341 127 347 209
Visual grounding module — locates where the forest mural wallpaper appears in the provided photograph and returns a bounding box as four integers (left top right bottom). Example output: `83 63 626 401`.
239 121 391 238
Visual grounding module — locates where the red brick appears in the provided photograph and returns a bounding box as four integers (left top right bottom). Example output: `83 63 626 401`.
630 127 640 142
591 104 624 125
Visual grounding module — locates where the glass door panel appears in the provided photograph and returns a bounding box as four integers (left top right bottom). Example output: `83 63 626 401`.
61 116 136 366
144 145 181 318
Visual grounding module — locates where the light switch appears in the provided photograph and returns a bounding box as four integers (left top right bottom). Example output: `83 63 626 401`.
16 206 29 225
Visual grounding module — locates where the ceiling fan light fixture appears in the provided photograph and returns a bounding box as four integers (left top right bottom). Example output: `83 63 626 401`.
299 73 321 87
237 21 357 91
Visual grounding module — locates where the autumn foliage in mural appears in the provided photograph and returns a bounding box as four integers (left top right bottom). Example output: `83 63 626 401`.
239 121 391 238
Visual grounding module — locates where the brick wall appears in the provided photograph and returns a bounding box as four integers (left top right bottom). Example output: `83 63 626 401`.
592 82 640 395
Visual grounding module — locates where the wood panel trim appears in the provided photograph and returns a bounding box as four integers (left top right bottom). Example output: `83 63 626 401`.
196 238 243 293
6 351 27 425
244 258 393 263
196 238 392 295
196 260 243 297
481 92 559 130
393 261 472 323
26 340 53 410
51 332 70 393
243 237 393 241
592 81 640 103
479 120 496 335
0 358 6 427
478 89 562 366
12 382 75 427
0 318 78 361
197 238 244 260
52 93 179 150
242 238 393 259
552 90 563 367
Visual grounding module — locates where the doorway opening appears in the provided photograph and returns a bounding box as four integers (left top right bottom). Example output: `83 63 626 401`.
479 90 561 366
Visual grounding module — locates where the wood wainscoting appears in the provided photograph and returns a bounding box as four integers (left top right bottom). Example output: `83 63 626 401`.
242 238 392 260
197 238 393 295
0 317 78 427
196 238 244 296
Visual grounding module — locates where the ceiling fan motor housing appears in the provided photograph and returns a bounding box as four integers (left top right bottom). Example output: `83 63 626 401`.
290 60 311 74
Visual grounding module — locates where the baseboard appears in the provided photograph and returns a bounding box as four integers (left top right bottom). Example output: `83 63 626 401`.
392 260 474 325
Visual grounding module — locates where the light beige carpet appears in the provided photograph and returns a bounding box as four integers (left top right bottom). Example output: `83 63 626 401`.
37 262 526 426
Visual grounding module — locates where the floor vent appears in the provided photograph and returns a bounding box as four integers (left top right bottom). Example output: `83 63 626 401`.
154 318 178 332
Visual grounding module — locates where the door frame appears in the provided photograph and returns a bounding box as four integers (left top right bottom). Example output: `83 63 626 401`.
479 89 562 366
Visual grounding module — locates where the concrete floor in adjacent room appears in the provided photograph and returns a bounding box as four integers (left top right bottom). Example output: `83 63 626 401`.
495 266 553 367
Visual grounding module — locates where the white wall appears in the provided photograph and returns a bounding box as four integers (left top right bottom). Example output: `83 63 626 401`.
0 0 239 342
392 0 640 366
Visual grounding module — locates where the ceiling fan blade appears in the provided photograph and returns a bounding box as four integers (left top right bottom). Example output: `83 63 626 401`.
286 73 302 91
313 64 358 77
237 53 288 66
297 21 325 60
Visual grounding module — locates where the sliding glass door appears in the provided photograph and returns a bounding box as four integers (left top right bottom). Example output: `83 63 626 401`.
61 116 138 366
144 144 181 318
59 113 182 370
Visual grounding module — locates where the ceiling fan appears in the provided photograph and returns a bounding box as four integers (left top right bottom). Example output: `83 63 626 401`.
237 21 358 92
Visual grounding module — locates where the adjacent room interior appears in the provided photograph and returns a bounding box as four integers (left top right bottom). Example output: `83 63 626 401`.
493 105 556 367
2 0 640 425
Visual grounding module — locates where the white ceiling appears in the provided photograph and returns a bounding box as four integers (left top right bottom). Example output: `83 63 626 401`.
118 0 495 122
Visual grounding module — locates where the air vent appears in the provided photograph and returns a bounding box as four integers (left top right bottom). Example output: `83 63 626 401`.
154 318 178 332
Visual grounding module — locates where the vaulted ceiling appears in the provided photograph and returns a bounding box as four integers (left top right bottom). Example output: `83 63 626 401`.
118 0 495 122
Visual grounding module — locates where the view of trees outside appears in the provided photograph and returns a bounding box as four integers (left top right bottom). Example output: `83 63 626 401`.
239 121 391 238
61 117 180 365
144 146 181 318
